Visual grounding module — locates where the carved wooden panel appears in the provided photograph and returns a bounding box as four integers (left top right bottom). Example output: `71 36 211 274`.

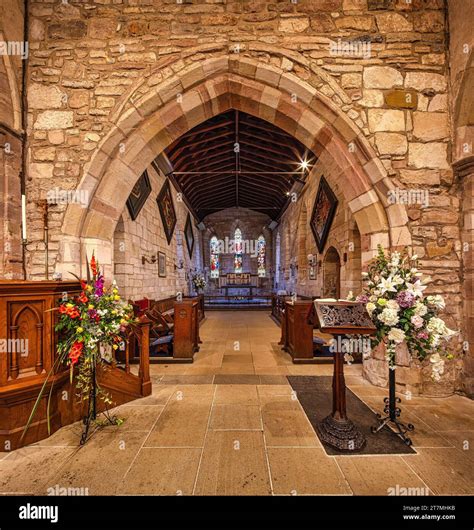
8 301 45 380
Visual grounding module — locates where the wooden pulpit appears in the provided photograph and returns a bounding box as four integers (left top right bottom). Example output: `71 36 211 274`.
309 301 376 451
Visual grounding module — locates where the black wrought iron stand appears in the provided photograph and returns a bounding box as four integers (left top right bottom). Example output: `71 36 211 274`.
80 364 97 445
371 368 415 445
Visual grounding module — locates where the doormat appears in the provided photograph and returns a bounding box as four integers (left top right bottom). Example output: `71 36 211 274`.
287 376 416 456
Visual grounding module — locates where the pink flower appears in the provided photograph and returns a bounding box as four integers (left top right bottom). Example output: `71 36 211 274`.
411 315 424 329
396 290 415 309
417 331 429 340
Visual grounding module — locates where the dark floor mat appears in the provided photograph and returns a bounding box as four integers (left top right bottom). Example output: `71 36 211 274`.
287 376 416 456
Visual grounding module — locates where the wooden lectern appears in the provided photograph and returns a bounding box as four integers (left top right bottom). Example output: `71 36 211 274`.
309 301 376 451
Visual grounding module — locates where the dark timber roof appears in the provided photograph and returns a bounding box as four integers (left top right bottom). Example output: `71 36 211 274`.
164 110 315 221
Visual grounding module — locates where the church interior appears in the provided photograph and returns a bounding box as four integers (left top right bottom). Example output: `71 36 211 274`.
0 0 473 510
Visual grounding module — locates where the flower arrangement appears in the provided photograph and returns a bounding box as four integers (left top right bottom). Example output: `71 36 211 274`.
56 254 135 403
357 246 456 381
191 272 206 292
23 254 135 439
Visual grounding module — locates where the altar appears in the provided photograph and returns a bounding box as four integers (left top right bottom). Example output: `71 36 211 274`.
222 273 255 296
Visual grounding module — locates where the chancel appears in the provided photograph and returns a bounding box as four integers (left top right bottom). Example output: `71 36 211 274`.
0 0 473 516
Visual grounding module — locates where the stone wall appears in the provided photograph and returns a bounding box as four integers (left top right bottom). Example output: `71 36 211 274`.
24 0 460 318
0 0 470 393
278 163 362 298
113 162 200 301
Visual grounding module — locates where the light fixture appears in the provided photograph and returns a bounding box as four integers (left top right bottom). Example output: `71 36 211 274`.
142 253 157 265
299 159 310 171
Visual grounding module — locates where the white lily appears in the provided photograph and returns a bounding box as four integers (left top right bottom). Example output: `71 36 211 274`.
406 279 427 298
378 276 398 294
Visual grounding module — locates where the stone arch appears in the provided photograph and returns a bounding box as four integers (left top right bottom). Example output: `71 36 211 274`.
57 55 410 277
0 31 22 131
322 246 341 299
0 28 23 278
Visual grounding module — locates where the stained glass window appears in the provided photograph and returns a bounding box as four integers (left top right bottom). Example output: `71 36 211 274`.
257 235 266 277
234 228 243 273
210 236 219 278
275 232 280 287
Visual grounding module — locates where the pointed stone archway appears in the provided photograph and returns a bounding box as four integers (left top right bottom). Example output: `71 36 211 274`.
57 54 411 278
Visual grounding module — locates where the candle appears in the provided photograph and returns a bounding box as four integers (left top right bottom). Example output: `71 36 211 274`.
21 194 27 241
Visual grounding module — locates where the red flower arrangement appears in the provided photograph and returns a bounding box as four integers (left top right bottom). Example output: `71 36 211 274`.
23 253 135 441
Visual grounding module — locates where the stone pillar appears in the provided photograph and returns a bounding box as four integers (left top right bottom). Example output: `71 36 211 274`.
0 129 22 279
455 157 474 397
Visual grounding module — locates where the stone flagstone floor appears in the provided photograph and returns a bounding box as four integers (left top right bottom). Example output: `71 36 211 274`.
1 311 473 496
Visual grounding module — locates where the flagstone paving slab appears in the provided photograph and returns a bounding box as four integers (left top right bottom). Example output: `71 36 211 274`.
113 405 164 432
47 430 148 495
436 431 474 461
193 431 272 495
123 384 175 406
335 455 428 496
35 422 86 447
402 448 474 495
407 405 474 432
118 447 201 495
214 374 260 385
0 446 76 494
214 384 259 405
144 391 214 448
210 404 262 430
261 396 321 447
268 448 351 495
160 375 215 385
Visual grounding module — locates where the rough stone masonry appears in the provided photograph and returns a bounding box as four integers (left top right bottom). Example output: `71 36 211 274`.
0 0 472 395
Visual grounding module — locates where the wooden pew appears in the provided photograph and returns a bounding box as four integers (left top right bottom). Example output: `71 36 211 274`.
282 300 315 363
129 295 202 363
280 297 333 364
173 299 199 360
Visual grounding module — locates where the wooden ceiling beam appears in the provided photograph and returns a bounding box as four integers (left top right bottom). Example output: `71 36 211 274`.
176 140 234 165
186 182 236 201
164 109 314 220
177 154 235 173
177 148 235 169
177 161 236 183
168 131 234 159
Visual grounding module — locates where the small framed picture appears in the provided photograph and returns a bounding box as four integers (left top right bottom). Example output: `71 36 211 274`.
158 251 166 277
309 266 316 280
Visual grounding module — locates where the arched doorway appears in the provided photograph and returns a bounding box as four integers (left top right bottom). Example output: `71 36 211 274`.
55 54 410 281
322 247 341 299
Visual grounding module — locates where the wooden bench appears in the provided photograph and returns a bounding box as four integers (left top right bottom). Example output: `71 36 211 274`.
129 295 202 363
279 298 334 364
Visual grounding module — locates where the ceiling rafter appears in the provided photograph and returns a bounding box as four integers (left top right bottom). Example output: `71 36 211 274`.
165 110 315 221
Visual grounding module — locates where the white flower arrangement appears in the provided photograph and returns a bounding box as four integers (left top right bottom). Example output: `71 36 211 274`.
191 272 207 292
356 246 457 381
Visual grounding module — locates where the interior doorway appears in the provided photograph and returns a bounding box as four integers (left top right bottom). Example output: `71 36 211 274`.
322 247 341 299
